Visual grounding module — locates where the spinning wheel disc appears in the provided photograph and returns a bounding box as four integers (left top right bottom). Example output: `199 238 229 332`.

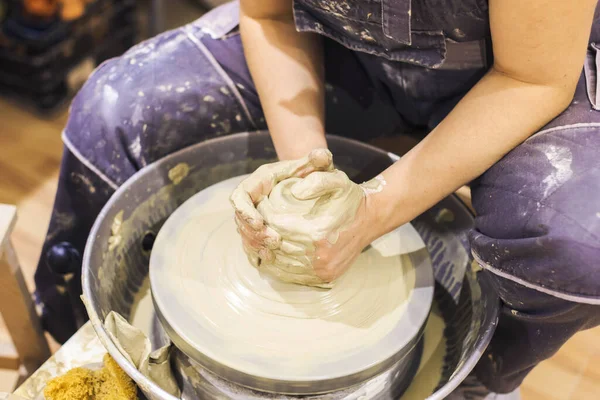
150 176 434 394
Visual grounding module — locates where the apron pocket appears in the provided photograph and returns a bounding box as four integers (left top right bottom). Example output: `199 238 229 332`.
584 42 600 111
381 0 412 45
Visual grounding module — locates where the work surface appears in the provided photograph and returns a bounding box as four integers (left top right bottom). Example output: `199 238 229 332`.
0 97 599 399
13 323 103 399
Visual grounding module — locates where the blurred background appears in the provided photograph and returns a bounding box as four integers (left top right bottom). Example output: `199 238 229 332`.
0 1 598 399
0 0 211 112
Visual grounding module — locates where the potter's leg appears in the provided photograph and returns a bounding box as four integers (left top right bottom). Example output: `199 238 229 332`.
35 25 261 342
469 74 600 393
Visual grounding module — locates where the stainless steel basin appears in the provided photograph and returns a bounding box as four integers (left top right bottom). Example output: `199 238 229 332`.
82 131 499 399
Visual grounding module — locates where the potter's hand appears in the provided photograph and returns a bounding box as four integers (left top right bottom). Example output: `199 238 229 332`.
290 174 384 283
230 149 333 267
311 204 372 282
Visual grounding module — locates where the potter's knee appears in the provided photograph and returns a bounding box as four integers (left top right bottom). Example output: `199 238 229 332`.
470 177 600 302
468 123 600 301
63 55 145 185
63 29 211 181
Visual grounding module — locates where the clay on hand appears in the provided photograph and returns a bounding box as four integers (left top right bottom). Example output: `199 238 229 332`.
230 149 334 274
232 150 383 288
256 169 366 287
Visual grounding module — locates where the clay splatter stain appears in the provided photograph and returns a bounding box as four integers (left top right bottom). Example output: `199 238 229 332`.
108 210 124 251
542 144 572 198
168 163 190 185
71 172 97 194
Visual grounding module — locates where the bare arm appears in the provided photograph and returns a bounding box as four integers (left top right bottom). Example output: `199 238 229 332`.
240 0 327 160
367 0 597 238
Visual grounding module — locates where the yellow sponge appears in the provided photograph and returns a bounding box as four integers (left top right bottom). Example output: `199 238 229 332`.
43 354 137 400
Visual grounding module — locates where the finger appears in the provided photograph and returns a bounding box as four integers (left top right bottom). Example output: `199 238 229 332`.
240 167 277 202
258 247 274 264
242 242 260 268
263 227 281 249
235 216 260 241
235 215 281 249
241 233 275 266
241 235 260 254
279 240 308 256
306 148 334 171
292 148 334 178
230 189 264 230
240 228 264 250
246 253 260 268
291 170 350 200
271 252 313 274
235 162 292 204
260 149 333 185
312 265 341 283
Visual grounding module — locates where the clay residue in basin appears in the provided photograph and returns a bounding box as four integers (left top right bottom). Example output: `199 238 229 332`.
168 163 190 185
108 210 124 251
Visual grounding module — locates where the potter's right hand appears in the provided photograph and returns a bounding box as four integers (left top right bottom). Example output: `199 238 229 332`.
230 149 333 267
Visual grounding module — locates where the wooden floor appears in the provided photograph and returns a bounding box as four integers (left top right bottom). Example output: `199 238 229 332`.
0 97 598 398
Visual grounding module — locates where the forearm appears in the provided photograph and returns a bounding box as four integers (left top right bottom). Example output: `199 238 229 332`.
369 68 574 237
240 2 326 160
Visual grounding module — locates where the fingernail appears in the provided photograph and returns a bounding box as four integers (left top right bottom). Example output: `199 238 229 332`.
259 247 273 263
249 218 263 230
263 227 281 249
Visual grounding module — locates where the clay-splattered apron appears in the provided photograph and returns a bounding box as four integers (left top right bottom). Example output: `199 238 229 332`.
36 0 600 395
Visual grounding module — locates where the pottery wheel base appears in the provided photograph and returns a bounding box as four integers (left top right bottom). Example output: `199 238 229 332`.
150 176 434 395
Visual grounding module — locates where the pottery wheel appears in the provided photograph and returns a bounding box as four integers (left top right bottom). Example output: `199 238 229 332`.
150 175 434 395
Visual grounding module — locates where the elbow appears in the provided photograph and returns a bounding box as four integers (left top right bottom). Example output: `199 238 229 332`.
560 83 577 108
548 83 577 119
548 72 579 113
491 65 577 120
492 64 578 115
